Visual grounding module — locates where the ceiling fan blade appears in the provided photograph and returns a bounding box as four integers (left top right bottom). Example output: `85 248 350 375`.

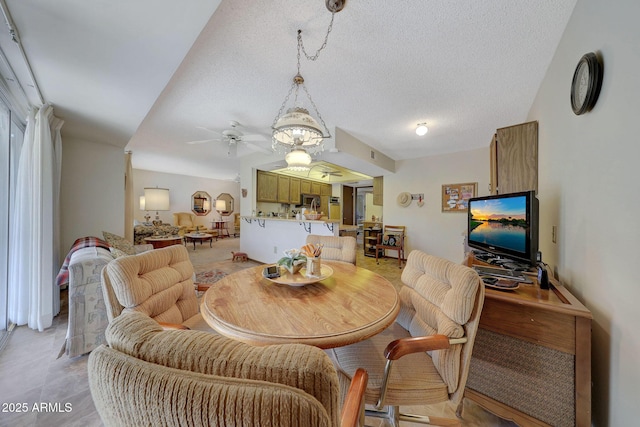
244 141 273 154
240 133 268 142
185 138 220 145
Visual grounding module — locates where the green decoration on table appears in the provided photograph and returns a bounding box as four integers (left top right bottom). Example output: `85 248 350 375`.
277 249 307 274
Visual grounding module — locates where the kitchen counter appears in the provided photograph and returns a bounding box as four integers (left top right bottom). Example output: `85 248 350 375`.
239 216 339 264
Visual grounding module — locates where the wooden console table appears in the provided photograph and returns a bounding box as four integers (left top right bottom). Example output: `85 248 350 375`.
464 254 592 427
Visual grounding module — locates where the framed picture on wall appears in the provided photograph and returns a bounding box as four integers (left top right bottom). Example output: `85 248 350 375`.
441 182 477 212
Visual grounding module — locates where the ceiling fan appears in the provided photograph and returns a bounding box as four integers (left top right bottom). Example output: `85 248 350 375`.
185 120 271 157
319 168 343 178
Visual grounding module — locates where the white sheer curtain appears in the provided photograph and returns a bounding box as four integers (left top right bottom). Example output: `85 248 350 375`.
7 104 63 331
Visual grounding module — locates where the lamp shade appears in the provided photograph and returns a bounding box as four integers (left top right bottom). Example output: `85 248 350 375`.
144 188 170 211
285 148 312 171
139 196 146 210
273 108 324 149
215 199 226 211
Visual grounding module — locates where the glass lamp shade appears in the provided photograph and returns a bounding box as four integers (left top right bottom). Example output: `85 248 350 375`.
144 187 170 211
285 149 312 171
273 107 324 149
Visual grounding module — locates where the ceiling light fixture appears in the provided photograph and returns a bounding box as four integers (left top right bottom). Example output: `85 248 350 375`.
272 1 346 171
416 123 429 136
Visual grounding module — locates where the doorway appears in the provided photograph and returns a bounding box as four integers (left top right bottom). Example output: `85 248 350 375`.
342 185 354 225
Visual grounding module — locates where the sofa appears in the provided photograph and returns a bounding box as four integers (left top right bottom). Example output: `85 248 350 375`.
56 235 153 358
133 223 180 244
172 212 215 236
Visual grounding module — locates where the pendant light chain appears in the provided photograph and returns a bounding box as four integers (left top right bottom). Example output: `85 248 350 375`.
297 10 336 62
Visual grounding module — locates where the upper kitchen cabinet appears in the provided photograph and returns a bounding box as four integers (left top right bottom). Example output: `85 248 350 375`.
289 178 301 205
257 170 278 202
490 121 538 195
277 175 291 204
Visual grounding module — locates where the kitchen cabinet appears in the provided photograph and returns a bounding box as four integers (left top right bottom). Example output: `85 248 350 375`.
257 170 278 202
311 182 321 195
490 121 538 195
300 180 311 194
289 178 301 204
277 175 290 203
373 176 383 205
321 183 332 196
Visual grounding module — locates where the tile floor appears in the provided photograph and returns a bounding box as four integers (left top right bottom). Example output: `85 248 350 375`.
0 238 515 426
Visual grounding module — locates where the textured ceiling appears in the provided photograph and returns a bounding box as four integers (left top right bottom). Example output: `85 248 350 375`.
5 0 577 181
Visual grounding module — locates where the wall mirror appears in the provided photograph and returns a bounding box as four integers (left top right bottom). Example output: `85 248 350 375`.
191 191 211 216
215 193 234 216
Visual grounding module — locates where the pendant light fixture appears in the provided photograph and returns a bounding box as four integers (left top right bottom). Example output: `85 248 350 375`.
271 1 346 171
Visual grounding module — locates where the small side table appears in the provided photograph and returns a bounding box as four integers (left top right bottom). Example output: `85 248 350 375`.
144 235 183 249
211 220 230 239
183 233 214 250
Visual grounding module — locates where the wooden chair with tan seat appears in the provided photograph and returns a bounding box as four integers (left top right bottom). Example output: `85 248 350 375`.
100 244 214 332
306 234 357 265
376 225 406 268
89 311 369 427
328 250 485 427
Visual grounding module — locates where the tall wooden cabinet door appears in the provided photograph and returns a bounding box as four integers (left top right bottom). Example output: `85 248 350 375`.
311 182 321 195
495 121 538 194
289 178 301 204
489 134 498 195
373 176 383 205
257 171 278 202
277 175 290 203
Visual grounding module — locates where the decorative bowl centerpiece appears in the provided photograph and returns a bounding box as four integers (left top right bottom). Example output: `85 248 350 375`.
276 249 307 274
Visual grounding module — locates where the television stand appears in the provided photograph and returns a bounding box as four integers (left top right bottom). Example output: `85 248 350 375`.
464 252 592 427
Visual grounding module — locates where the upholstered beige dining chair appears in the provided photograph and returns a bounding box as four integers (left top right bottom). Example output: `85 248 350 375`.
101 244 213 332
306 234 357 264
89 311 369 427
328 250 485 426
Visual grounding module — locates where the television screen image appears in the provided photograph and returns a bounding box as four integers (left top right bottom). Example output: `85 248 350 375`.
467 191 538 265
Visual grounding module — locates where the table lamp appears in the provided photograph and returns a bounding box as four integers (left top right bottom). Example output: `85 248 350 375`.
144 187 170 234
139 196 151 224
215 199 226 220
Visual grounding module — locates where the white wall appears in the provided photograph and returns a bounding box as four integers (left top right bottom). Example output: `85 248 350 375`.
60 138 124 256
133 168 240 229
528 1 640 424
382 147 490 263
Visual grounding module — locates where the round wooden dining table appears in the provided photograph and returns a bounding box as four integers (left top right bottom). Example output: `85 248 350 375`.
201 261 400 349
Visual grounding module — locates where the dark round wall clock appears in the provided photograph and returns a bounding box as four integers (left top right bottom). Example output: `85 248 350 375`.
570 52 603 115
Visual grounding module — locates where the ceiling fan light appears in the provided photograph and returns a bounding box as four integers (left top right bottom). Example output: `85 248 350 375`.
416 123 429 136
285 148 312 171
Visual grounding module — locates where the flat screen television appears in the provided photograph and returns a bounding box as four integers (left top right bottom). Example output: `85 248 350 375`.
467 191 539 266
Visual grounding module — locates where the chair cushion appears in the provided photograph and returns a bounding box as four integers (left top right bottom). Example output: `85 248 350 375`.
381 233 402 247
103 231 136 255
329 322 449 407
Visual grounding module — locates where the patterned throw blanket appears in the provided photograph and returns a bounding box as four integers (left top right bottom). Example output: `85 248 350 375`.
56 236 111 287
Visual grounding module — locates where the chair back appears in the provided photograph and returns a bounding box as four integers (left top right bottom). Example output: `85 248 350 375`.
306 235 357 264
173 212 195 227
399 250 484 405
89 311 343 427
101 245 198 325
379 225 405 246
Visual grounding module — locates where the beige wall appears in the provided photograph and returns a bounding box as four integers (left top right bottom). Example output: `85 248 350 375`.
382 146 490 263
60 138 124 258
133 168 240 229
528 1 640 424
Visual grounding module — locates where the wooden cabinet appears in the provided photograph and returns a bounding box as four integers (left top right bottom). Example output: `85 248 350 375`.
289 178 301 204
362 221 383 257
257 170 278 202
311 181 321 195
490 121 538 195
373 176 383 205
300 180 311 194
277 175 290 203
321 183 332 196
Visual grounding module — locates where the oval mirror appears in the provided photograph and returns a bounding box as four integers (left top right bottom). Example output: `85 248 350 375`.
215 193 234 216
191 191 211 216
